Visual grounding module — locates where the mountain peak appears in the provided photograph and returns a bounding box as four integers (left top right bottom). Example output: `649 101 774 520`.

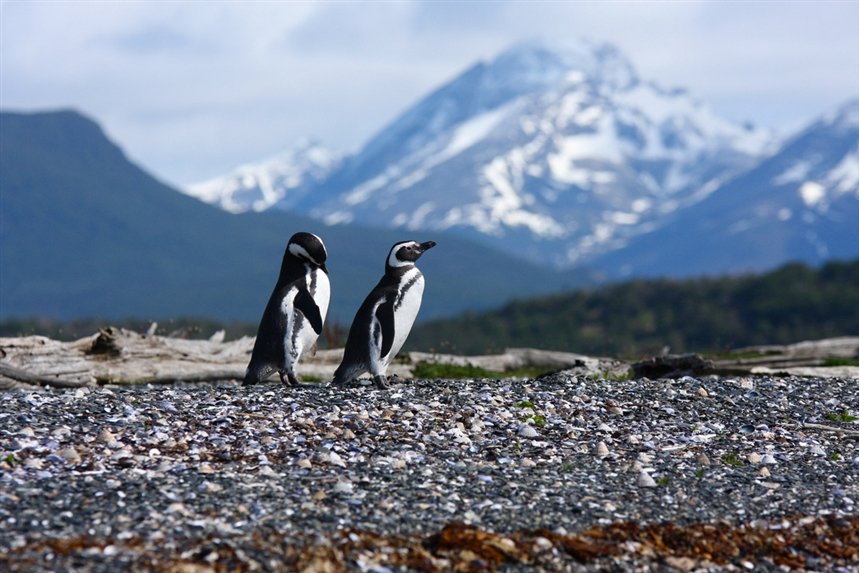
491 39 638 91
184 139 342 213
822 98 859 130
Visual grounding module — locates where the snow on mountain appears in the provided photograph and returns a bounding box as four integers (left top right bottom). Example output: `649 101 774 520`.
292 39 775 267
588 99 859 278
187 39 781 268
771 100 859 212
183 139 341 213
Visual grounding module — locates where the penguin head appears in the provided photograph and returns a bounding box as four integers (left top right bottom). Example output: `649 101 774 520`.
285 232 328 273
386 240 437 271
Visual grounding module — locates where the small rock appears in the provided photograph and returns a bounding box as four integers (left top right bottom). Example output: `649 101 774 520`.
638 471 657 488
98 429 117 445
761 454 777 465
58 447 81 465
200 480 223 494
463 510 480 523
697 387 709 397
168 503 191 516
518 424 539 438
594 441 609 457
696 453 711 466
747 453 762 464
198 463 216 474
333 480 353 495
759 466 771 477
665 556 699 572
24 458 44 470
112 448 132 461
258 465 277 477
296 458 312 469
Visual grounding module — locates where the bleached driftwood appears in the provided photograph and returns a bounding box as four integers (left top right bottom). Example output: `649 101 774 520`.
408 347 629 378
0 327 605 390
713 336 859 377
4 328 855 391
0 328 253 389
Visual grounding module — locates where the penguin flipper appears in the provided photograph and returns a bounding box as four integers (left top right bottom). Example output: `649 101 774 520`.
375 297 396 360
294 288 324 335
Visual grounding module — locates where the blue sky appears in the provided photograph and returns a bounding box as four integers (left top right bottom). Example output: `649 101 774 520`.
2 1 857 186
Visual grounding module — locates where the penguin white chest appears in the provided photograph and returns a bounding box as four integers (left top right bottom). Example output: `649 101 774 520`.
387 269 425 362
281 267 330 364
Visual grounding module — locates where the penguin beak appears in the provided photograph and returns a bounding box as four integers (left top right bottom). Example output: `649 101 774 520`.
419 241 437 252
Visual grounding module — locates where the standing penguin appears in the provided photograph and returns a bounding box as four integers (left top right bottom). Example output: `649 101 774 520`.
243 232 330 386
332 240 436 388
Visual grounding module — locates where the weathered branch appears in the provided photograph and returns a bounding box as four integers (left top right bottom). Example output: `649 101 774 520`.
0 362 92 388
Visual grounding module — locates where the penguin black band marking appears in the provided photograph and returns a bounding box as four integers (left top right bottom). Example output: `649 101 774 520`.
395 272 422 312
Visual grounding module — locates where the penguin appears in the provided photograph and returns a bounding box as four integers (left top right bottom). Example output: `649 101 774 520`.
243 232 330 386
332 240 436 389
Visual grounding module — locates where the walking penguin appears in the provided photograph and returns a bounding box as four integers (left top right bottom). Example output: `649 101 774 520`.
243 232 330 386
332 240 436 388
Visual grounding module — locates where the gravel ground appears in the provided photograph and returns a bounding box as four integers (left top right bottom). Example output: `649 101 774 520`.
1 373 858 572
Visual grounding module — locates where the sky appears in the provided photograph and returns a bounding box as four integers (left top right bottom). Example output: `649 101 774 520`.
2 1 858 187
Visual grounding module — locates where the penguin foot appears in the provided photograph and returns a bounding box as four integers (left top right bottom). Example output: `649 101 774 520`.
279 371 300 386
373 374 390 389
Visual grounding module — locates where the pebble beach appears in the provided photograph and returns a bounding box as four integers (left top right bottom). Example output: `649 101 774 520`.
1 372 857 571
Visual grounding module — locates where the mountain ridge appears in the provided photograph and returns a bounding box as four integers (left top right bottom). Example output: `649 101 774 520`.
185 40 781 270
0 109 586 323
589 98 859 278
185 41 858 278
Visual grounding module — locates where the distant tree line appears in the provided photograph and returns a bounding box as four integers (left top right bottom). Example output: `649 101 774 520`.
3 259 857 359
406 259 859 359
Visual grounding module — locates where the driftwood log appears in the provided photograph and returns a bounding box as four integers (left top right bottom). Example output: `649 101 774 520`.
0 327 620 390
2 329 856 391
712 336 859 377
0 327 252 390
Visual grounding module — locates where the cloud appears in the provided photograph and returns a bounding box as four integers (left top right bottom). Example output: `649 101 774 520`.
1 1 856 185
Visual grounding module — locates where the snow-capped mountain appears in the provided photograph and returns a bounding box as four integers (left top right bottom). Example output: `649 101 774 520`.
185 139 341 213
589 99 859 278
189 40 780 267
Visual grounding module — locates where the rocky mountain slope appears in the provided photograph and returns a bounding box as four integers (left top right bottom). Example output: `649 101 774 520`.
188 40 777 268
591 99 859 278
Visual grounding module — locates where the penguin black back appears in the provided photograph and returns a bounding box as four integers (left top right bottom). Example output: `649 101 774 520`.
333 240 436 388
244 232 330 386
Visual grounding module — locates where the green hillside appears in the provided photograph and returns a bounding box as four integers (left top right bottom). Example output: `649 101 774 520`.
407 260 859 358
0 110 583 324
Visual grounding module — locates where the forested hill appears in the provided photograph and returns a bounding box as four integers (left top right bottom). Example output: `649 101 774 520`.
407 260 859 359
